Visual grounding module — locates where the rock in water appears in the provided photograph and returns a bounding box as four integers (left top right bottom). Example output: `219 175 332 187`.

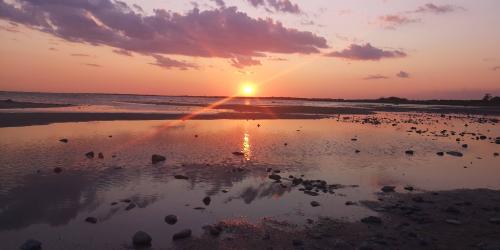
20 239 42 250
405 150 414 155
203 196 211 206
436 152 444 156
232 151 244 156
310 201 320 207
165 215 178 225
53 167 63 174
59 138 68 143
98 152 104 159
173 229 192 240
269 174 281 181
446 151 463 157
151 154 166 164
381 186 396 192
85 217 98 224
132 231 152 246
361 216 382 225
174 175 189 180
85 151 95 158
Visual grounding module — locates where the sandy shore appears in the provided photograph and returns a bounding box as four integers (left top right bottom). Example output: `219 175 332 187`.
174 188 500 250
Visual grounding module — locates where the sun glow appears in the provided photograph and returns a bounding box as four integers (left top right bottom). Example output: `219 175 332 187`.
240 82 256 96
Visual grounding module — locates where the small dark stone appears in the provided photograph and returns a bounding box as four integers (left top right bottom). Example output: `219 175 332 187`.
355 149 360 153
53 167 63 173
174 175 189 180
20 239 42 250
125 203 136 210
59 138 68 143
232 151 244 156
98 152 104 159
203 196 211 206
164 215 178 225
292 239 303 246
446 151 463 157
152 154 166 164
310 201 320 207
173 229 192 240
436 152 444 156
405 150 414 155
132 231 152 246
85 151 94 158
85 217 98 224
269 174 281 181
361 216 382 225
404 186 414 191
462 144 468 148
345 201 356 206
204 225 223 236
381 186 396 192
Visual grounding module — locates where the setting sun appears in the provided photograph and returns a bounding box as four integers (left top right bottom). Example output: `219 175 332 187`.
240 83 256 96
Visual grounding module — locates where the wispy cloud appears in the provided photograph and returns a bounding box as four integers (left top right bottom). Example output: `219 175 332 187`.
326 43 407 61
378 15 420 29
150 55 198 70
411 3 465 14
246 0 301 14
396 71 410 78
363 74 389 80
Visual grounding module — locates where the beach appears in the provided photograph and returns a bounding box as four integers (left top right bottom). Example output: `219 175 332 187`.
0 93 499 249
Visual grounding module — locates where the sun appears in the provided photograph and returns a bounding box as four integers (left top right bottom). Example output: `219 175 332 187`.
240 82 256 96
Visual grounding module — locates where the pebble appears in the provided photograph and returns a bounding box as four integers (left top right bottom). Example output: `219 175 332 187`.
132 231 152 246
20 239 42 250
203 196 211 206
85 151 95 158
381 186 396 193
269 174 281 181
310 201 320 207
173 229 192 240
53 167 63 173
164 215 178 225
174 175 189 180
151 154 166 163
59 138 68 143
446 151 463 157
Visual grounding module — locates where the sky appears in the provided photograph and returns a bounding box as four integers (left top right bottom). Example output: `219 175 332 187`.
0 0 499 99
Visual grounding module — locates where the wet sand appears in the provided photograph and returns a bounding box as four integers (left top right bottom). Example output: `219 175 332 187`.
1 112 499 249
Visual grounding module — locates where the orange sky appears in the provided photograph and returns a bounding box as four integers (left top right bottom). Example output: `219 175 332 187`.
0 0 499 99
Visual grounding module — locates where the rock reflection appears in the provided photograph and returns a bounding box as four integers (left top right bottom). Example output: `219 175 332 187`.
226 182 292 204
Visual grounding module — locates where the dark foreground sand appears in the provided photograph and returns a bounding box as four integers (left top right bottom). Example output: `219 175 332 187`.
0 99 72 109
172 189 500 250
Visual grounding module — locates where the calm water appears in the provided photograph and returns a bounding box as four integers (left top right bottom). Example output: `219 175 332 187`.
0 114 499 249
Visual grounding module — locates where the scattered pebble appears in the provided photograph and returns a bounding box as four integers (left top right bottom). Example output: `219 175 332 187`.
164 215 178 225
132 231 152 246
173 229 192 240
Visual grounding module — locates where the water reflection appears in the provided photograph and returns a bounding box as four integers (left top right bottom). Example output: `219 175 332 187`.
242 131 251 161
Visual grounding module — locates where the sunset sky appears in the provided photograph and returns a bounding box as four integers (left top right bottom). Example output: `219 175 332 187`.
0 0 499 99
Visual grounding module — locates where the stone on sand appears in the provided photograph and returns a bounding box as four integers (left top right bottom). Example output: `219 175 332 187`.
132 231 152 246
269 174 281 181
203 196 211 206
152 154 166 164
381 186 396 192
164 215 178 225
85 151 94 158
446 151 463 157
173 229 192 240
20 239 42 250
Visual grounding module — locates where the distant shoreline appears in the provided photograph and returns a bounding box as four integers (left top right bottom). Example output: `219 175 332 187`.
1 90 500 107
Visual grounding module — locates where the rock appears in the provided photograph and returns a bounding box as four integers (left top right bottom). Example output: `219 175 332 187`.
85 151 94 158
164 215 178 225
489 217 500 224
203 196 211 206
361 216 382 225
53 167 63 173
445 219 462 225
446 151 463 157
204 225 223 236
20 239 42 250
132 231 152 246
232 151 244 156
494 152 499 157
405 150 414 155
292 239 303 246
59 138 68 143
345 201 356 206
85 217 98 224
98 152 104 159
125 203 136 210
462 144 468 148
310 201 320 207
404 186 414 191
173 229 192 240
193 207 205 210
269 174 281 181
121 198 131 203
174 175 189 180
151 154 166 164
436 152 444 156
381 186 396 193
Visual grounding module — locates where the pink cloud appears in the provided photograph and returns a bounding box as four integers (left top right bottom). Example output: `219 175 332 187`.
326 43 407 61
150 55 198 70
0 0 326 69
378 15 420 29
412 3 465 14
246 0 301 14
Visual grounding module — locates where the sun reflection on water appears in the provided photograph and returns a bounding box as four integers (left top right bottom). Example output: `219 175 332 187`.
242 131 251 161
